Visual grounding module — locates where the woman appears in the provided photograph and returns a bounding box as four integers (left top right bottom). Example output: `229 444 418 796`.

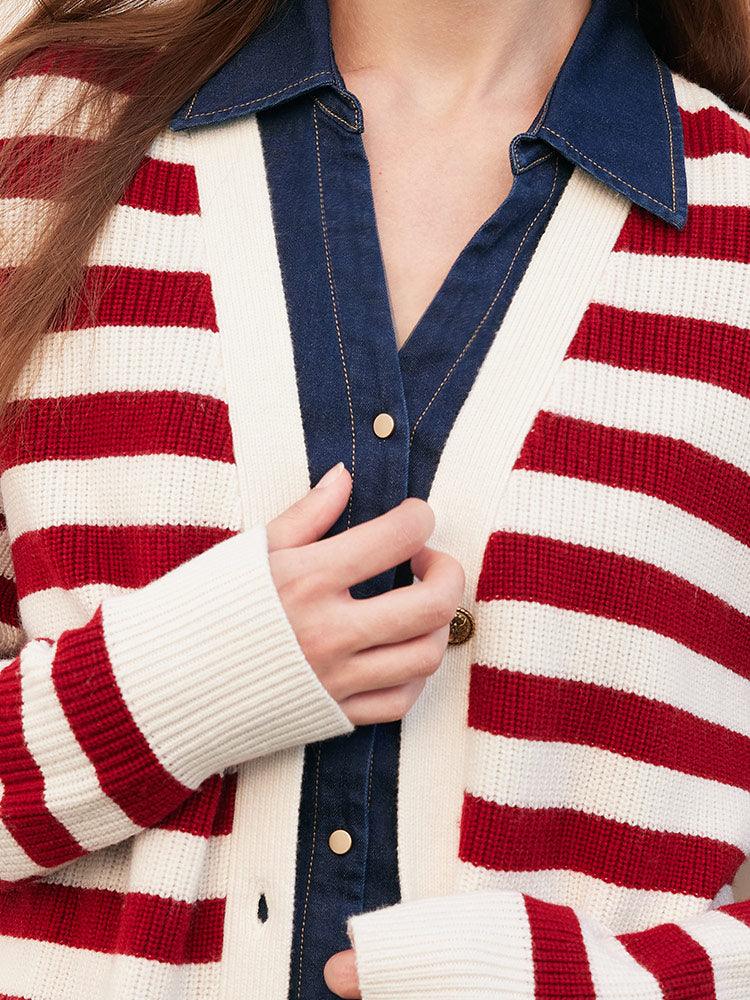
0 0 748 996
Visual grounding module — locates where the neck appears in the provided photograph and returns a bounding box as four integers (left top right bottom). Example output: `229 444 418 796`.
329 0 593 109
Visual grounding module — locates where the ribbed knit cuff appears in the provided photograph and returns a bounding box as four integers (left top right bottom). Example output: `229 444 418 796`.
347 892 532 999
100 523 354 788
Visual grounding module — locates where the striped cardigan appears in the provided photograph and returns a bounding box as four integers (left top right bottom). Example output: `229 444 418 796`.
0 56 749 1000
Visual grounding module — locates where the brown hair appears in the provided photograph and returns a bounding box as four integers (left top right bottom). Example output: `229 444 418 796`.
0 0 748 428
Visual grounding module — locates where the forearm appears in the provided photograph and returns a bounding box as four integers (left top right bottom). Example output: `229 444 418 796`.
0 523 353 887
348 889 750 999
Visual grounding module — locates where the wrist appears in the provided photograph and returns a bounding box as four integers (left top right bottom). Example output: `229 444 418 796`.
100 523 354 788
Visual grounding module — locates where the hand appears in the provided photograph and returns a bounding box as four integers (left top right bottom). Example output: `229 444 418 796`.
323 948 360 998
266 462 465 726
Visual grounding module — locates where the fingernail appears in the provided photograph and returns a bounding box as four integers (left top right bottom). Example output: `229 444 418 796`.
314 461 344 490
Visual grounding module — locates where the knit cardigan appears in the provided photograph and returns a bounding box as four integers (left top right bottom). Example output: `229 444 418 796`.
0 57 749 1000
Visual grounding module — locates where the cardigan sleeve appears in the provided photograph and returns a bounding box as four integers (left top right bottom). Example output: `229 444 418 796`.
347 888 750 998
0 514 353 889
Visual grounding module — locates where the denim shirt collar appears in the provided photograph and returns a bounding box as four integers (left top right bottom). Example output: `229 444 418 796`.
171 0 340 129
171 0 687 228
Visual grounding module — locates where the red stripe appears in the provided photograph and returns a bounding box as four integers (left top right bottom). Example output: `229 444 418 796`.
524 895 595 999
155 770 237 837
1 391 234 466
0 881 224 963
615 202 750 264
12 47 144 94
0 134 78 201
517 412 750 546
0 135 199 215
0 574 20 630
12 524 233 599
44 266 217 331
52 607 193 827
618 923 715 999
0 659 84 868
459 794 743 898
681 105 750 159
568 302 750 400
477 533 750 679
718 899 750 927
469 664 750 792
0 266 217 331
12 47 107 84
123 155 199 216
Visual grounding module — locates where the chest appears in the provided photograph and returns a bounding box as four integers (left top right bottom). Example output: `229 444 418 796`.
356 95 522 349
3 116 750 937
252 90 571 525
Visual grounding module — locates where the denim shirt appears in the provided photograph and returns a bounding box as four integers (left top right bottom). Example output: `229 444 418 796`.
171 1 686 996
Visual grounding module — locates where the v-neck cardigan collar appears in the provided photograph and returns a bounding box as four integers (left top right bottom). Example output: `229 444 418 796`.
2 54 750 1000
187 113 631 996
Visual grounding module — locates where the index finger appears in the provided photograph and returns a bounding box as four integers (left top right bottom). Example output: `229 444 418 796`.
307 497 435 590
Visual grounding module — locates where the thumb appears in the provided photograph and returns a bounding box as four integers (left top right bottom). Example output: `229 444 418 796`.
266 462 352 551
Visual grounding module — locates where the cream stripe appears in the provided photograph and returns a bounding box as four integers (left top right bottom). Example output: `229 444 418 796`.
580 921 662 999
150 128 200 166
351 890 536 1000
466 730 750 848
0 75 194 166
44 827 231 902
474 602 750 739
0 804 44 880
396 168 631 902
547 359 750 474
673 71 750 131
0 938 118 1000
89 202 204 270
685 154 750 207
20 585 131 640
675 908 750 992
20 640 139 853
499 470 750 614
11 327 224 402
1 196 204 271
0 198 204 270
0 936 193 1000
189 114 313 1000
461 866 710 933
0 74 106 140
597 250 750 328
1 455 243 536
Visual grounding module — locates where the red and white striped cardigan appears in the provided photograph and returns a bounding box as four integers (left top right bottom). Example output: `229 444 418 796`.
0 56 748 1000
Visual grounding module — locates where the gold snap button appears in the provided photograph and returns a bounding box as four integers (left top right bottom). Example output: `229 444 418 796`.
373 412 395 438
448 607 475 645
328 829 353 855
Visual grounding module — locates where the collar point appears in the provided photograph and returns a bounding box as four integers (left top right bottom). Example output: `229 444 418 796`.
631 192 689 231
667 202 689 231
